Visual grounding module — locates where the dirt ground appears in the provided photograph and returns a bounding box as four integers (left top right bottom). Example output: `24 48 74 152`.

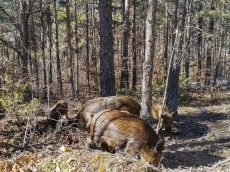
0 90 229 172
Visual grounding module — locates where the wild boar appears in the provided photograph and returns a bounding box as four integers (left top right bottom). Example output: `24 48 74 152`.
47 100 68 128
151 101 176 133
87 109 164 166
74 96 141 128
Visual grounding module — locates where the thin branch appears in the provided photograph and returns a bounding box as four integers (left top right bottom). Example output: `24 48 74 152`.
0 6 23 35
22 116 30 147
157 29 179 134
0 37 23 57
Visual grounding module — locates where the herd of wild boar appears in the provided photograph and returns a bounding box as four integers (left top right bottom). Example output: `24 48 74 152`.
47 96 176 166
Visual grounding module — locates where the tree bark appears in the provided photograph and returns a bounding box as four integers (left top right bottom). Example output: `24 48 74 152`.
131 0 137 91
86 1 90 92
197 1 202 79
39 0 47 88
30 9 39 88
20 0 29 81
99 0 115 96
163 0 169 78
46 1 52 86
66 0 75 98
53 0 62 97
91 4 98 88
74 0 79 96
205 0 216 85
214 0 225 86
165 0 182 117
183 0 192 79
120 0 130 89
141 0 157 118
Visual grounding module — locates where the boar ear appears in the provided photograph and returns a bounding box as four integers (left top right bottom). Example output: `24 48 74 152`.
154 139 164 153
86 113 94 128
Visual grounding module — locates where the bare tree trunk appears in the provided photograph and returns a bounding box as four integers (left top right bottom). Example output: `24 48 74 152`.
53 0 62 97
197 1 202 79
120 0 130 89
74 0 79 96
86 1 90 92
205 0 216 85
91 3 98 88
131 0 137 91
165 0 182 117
183 0 192 78
66 0 75 98
99 0 115 96
214 0 225 86
163 0 169 78
20 0 29 81
30 10 39 89
39 0 47 89
46 1 52 86
141 0 157 118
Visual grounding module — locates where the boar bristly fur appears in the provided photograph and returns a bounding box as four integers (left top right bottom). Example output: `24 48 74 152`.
87 110 164 166
47 100 68 128
151 101 176 133
75 96 141 128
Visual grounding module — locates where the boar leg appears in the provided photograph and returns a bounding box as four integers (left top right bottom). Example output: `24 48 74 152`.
98 136 116 153
87 137 96 149
124 140 141 158
99 136 127 154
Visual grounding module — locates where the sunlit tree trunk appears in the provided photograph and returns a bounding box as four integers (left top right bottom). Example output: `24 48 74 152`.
90 3 98 88
141 0 157 118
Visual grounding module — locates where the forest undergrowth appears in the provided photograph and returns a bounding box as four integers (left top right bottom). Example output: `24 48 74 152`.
0 88 229 172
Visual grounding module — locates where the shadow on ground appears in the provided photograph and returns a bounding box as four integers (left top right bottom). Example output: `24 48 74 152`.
161 110 230 169
173 111 228 140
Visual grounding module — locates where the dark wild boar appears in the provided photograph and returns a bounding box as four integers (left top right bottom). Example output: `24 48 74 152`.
48 100 68 128
87 109 164 166
74 96 141 128
151 101 176 133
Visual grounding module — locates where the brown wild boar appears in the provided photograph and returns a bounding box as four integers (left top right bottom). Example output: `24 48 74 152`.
74 96 141 128
151 101 176 133
87 109 164 166
48 100 68 128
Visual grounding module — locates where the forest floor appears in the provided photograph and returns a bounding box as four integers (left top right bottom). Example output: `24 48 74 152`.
0 88 229 172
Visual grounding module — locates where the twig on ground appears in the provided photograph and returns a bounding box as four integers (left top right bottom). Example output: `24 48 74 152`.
210 158 230 169
22 116 30 147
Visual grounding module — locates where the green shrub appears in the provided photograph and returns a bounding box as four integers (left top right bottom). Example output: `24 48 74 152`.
0 74 39 113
